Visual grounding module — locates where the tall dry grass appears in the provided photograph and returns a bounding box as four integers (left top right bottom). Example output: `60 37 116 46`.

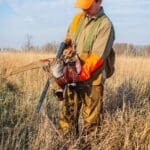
0 52 150 150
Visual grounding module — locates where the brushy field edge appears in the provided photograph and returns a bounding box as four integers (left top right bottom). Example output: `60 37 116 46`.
0 52 150 150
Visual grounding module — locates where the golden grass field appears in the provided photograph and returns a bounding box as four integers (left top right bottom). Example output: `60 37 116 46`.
0 52 150 150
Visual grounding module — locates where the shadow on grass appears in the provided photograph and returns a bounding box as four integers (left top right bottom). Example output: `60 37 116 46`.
103 78 149 115
0 79 39 150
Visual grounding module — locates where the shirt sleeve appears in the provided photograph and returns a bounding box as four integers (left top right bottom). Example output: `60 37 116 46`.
92 19 115 61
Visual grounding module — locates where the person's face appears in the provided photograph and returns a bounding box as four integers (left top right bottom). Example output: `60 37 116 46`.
82 0 102 17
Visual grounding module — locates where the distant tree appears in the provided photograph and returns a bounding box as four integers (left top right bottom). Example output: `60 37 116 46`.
41 42 58 53
114 43 150 56
22 34 34 51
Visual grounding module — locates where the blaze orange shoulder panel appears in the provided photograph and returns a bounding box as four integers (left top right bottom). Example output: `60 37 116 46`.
70 12 84 34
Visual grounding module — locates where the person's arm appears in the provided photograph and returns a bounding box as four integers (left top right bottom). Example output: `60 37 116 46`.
92 19 115 64
78 19 115 80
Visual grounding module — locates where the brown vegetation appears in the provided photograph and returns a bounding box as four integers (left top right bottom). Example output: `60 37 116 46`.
0 50 150 150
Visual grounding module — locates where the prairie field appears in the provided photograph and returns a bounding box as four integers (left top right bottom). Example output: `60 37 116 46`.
0 52 150 150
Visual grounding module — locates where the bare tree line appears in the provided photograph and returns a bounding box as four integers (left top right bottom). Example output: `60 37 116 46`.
114 43 150 56
0 34 150 56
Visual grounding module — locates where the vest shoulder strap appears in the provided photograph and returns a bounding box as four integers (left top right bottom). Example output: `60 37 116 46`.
83 15 106 52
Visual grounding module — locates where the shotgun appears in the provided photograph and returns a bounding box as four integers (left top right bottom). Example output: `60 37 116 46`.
36 41 70 113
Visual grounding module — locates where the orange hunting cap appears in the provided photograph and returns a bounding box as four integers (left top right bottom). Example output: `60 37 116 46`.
74 0 94 9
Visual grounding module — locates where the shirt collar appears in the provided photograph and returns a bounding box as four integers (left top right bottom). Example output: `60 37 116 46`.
85 6 104 20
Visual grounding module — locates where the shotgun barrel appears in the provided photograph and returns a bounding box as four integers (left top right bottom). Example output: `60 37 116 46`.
36 41 70 112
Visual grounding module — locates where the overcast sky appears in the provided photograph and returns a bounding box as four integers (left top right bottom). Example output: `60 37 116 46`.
0 0 150 48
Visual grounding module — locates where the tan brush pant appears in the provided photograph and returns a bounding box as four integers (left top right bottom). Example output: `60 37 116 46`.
59 84 104 136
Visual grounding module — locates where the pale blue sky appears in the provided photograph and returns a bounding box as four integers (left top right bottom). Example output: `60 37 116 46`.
0 0 150 48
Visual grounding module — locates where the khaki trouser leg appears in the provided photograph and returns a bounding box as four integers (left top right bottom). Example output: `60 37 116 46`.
59 86 82 136
81 85 104 135
58 84 104 137
76 85 104 150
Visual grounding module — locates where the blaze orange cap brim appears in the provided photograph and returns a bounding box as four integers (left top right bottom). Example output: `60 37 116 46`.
74 0 94 9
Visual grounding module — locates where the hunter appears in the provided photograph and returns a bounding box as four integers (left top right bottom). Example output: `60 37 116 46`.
50 0 115 142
